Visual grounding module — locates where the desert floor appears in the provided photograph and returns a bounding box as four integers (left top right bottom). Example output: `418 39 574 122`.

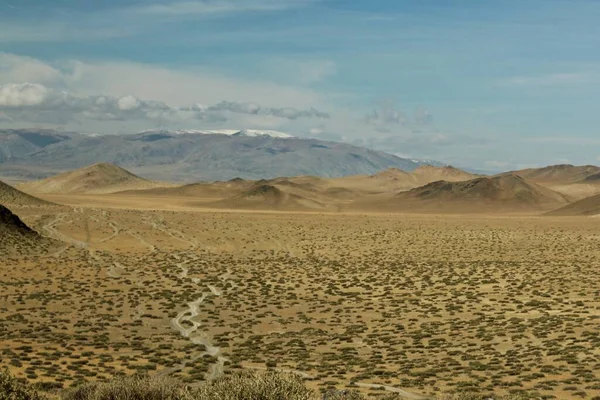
2 194 600 399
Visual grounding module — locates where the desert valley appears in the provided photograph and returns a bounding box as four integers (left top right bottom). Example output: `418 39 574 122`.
3 159 600 399
3 1 600 398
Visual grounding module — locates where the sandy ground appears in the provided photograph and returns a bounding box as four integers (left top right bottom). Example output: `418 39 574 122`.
2 193 600 399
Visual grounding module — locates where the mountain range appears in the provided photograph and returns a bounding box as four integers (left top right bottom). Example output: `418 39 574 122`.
0 128 433 182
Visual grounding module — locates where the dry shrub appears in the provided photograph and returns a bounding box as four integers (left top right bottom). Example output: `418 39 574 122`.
193 370 315 400
0 368 46 400
62 376 191 400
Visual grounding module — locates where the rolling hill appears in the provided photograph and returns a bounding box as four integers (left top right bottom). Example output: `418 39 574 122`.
357 175 569 213
546 193 600 216
501 165 600 201
506 164 600 184
208 184 328 211
412 165 479 183
329 165 479 193
17 163 171 194
118 177 256 199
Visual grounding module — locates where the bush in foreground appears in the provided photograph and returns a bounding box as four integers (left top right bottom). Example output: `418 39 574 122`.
62 375 191 400
0 368 46 400
1 368 532 400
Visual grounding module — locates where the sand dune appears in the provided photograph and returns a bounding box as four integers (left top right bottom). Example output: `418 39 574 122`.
17 163 172 194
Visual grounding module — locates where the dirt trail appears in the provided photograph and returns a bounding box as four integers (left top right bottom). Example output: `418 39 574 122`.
42 213 86 248
144 216 198 248
162 255 235 381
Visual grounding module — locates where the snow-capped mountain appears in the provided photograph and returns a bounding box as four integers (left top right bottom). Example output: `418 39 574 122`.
0 128 424 182
138 129 293 139
410 158 447 167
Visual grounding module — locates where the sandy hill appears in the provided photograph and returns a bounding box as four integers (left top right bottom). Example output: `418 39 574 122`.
582 172 600 182
357 175 569 213
120 174 347 204
0 204 55 254
412 165 479 183
500 165 600 201
329 165 477 194
0 180 53 206
208 184 327 211
546 193 600 216
506 164 600 184
117 178 255 199
17 163 172 194
370 168 414 181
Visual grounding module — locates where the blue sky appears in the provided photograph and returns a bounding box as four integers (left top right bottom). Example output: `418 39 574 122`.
1 0 600 170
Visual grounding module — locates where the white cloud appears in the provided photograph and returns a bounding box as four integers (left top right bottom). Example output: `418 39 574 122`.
0 81 329 127
0 83 50 107
117 95 141 111
63 58 328 109
0 52 333 109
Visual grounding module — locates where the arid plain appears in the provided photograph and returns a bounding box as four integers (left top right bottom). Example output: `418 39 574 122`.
3 163 600 399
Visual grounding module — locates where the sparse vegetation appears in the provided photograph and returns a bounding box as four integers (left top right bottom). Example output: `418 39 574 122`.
3 185 600 398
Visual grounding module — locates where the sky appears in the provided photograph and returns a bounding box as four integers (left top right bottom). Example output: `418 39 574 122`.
1 0 600 171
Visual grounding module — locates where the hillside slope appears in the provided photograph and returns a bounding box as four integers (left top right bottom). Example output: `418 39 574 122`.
358 175 569 213
0 180 54 206
17 163 171 194
505 164 600 184
330 165 478 193
546 193 600 216
502 164 600 200
0 204 55 254
208 184 328 211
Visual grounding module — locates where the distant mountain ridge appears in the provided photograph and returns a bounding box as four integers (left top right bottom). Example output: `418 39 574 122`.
0 128 436 182
138 129 294 138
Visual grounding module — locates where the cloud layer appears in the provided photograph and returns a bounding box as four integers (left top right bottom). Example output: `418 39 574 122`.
0 82 329 126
